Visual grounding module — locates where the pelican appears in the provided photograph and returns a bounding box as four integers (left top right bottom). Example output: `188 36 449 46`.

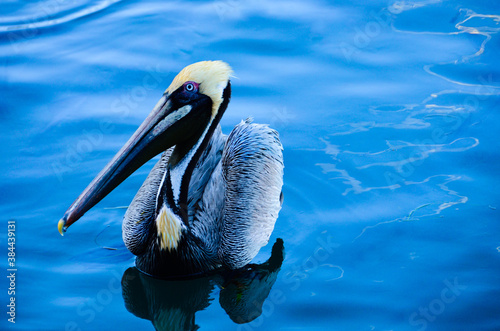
58 61 284 277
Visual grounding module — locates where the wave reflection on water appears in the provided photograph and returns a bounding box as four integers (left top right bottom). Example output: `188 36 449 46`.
1 0 500 330
313 3 500 231
0 0 123 32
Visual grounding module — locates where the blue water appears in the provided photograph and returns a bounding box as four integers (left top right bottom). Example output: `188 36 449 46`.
1 0 499 330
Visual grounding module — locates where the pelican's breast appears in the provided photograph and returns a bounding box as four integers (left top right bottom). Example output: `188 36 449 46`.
155 205 185 251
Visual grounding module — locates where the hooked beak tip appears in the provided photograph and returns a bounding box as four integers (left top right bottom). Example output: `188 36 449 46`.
58 219 67 236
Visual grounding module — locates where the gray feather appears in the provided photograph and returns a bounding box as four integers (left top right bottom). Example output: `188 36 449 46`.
124 120 284 273
122 148 172 255
218 119 284 269
187 125 226 224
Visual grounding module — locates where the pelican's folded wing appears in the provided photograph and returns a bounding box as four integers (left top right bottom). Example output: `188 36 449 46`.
219 119 284 269
122 148 172 255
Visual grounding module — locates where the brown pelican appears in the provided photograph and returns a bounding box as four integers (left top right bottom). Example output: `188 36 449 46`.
58 61 284 277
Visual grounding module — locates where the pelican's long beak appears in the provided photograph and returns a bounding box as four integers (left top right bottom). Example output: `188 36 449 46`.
58 92 211 235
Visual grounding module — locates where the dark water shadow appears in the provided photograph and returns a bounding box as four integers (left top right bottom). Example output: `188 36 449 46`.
121 239 284 330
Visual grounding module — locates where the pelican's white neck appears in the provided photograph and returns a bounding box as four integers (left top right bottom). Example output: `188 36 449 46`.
168 120 212 206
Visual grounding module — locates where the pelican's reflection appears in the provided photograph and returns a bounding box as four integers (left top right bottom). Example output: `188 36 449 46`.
121 239 284 330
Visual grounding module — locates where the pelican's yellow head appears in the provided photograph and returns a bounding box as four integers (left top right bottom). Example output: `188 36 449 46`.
166 60 233 119
57 61 234 235
58 61 232 236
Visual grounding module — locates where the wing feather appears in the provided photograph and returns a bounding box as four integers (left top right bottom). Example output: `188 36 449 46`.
219 119 284 269
122 149 172 255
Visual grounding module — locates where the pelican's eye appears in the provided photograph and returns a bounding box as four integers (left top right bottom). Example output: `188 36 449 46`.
183 81 199 93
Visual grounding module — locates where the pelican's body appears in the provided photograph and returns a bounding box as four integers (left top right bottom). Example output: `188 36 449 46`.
58 61 284 277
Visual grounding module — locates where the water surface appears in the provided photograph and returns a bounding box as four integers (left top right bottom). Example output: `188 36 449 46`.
1 0 499 330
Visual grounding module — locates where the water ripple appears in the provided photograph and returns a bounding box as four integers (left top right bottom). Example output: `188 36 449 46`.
352 174 469 241
0 0 122 33
356 137 479 170
394 8 500 90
